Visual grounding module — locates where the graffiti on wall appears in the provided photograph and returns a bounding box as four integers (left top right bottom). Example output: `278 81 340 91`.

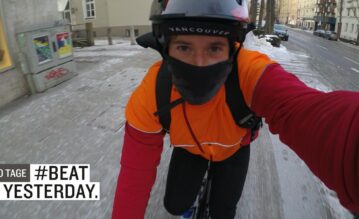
44 67 69 80
0 17 12 71
56 32 72 58
0 48 4 62
33 35 53 64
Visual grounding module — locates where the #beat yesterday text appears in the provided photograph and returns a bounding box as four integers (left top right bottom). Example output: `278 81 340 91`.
0 164 100 200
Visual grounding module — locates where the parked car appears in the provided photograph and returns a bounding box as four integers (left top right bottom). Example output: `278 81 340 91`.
301 26 308 31
273 24 289 41
313 29 326 37
324 31 338 41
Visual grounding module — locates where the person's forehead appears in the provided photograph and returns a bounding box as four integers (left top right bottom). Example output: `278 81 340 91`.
170 35 228 44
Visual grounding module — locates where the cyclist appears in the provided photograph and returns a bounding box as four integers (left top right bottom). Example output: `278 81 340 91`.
112 0 359 218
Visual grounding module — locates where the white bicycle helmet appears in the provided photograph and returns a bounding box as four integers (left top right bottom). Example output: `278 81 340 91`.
151 0 250 43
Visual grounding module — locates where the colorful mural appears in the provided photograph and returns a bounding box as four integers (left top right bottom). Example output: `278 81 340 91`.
33 35 52 64
56 32 72 58
0 17 12 71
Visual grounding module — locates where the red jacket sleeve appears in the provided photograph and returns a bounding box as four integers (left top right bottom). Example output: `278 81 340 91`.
112 123 164 219
252 64 359 213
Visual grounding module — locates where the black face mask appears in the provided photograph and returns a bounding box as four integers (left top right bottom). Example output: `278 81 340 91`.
166 56 233 105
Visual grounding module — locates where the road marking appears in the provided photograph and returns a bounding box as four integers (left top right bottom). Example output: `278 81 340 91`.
344 57 359 66
317 45 328 50
351 68 359 73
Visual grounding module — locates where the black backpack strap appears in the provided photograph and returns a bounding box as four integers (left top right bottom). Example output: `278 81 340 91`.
154 62 183 133
225 60 262 139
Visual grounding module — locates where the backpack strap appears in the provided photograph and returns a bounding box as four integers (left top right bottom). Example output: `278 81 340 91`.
153 62 183 133
225 60 262 139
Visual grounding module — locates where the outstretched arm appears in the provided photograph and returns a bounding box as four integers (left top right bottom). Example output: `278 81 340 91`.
112 123 164 219
252 64 359 213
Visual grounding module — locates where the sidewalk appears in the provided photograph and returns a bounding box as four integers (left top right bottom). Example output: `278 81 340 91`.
0 38 160 219
0 37 353 219
338 40 359 51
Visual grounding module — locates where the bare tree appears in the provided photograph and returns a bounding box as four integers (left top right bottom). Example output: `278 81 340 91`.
258 0 265 29
264 0 276 34
337 0 344 39
249 0 258 23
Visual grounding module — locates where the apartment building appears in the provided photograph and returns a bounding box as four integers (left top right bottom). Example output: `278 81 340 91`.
314 0 337 31
278 0 289 24
336 0 359 43
290 0 299 25
60 0 152 37
278 0 298 26
297 0 317 30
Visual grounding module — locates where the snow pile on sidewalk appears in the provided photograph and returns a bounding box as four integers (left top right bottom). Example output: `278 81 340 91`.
244 32 331 93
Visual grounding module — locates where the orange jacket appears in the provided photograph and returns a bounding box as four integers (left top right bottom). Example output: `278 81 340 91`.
125 48 276 161
113 51 359 219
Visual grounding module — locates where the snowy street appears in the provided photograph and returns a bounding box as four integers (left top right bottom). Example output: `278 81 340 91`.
0 33 354 219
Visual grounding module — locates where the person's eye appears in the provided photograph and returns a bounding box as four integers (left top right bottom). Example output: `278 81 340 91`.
176 45 190 52
209 46 223 53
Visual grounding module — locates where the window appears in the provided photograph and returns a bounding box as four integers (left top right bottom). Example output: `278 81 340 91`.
345 23 348 32
352 24 354 33
83 0 95 19
63 2 71 23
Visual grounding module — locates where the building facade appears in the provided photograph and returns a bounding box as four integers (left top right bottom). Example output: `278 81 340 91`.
289 0 299 25
297 0 317 30
314 0 337 31
0 0 61 108
336 0 359 43
61 0 152 37
278 0 298 26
